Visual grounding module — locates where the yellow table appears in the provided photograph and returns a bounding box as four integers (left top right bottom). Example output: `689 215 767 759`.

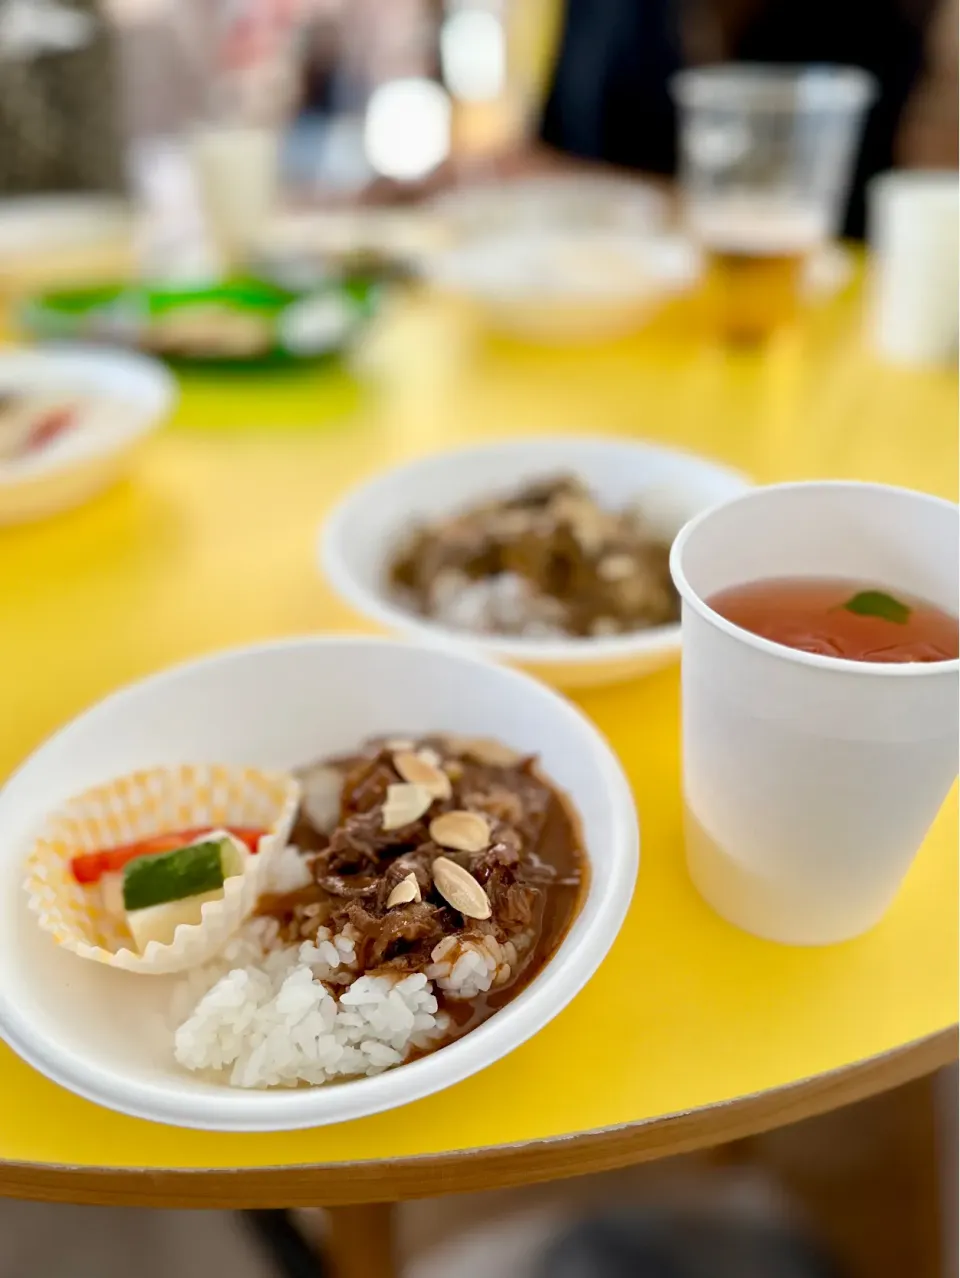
0 276 956 1265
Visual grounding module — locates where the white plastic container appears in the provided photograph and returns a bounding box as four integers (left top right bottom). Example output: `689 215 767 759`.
671 482 958 945
867 170 959 367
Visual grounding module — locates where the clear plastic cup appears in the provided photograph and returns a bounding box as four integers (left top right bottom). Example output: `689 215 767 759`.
670 482 958 945
671 65 876 339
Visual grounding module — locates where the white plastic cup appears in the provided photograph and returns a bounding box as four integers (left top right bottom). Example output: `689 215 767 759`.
189 125 279 266
867 170 959 367
670 482 959 945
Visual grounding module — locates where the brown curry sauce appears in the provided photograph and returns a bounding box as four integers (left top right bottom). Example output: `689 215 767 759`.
257 736 589 1054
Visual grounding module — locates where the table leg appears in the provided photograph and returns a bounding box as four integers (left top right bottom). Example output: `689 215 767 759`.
242 1211 330 1277
326 1202 398 1278
731 1074 947 1278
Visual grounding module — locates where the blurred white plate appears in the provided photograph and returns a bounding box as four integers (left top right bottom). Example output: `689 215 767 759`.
257 207 452 263
0 346 176 524
430 172 668 238
0 195 131 258
424 230 697 342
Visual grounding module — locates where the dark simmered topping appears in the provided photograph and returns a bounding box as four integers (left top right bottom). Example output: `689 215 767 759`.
388 475 679 639
259 734 587 1033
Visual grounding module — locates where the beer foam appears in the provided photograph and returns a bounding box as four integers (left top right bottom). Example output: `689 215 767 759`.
691 200 827 256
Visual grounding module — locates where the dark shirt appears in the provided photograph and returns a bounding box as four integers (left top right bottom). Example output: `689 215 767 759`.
540 0 683 177
539 0 929 236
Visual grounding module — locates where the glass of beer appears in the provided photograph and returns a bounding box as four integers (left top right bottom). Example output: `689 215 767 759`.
671 66 876 341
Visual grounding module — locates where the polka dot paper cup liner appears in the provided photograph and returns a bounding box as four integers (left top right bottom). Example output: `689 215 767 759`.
23 764 301 974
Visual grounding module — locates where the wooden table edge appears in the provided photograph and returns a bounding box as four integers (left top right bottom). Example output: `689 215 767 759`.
1 1026 955 1208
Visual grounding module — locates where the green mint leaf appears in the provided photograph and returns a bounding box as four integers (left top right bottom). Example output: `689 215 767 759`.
842 590 911 624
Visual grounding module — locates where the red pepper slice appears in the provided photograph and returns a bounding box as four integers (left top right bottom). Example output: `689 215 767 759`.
69 826 266 885
26 405 77 453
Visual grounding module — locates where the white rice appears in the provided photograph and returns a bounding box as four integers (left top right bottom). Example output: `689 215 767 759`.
173 918 450 1088
427 570 568 638
260 841 315 895
426 933 517 999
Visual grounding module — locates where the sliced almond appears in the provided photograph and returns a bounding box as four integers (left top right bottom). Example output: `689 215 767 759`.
429 809 491 853
432 856 491 920
393 750 452 800
381 782 433 830
597 553 636 582
385 737 415 751
551 494 609 554
386 872 422 908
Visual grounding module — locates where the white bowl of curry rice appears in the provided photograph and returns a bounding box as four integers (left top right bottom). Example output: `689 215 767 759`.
0 636 637 1130
321 437 752 687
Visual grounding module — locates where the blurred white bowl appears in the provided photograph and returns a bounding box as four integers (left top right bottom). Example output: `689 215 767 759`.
257 206 453 263
0 195 134 293
0 194 131 258
0 346 176 524
0 636 637 1131
424 231 697 343
429 173 668 238
321 437 752 688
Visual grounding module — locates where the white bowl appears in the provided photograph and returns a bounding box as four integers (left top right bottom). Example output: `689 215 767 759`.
0 194 131 258
423 231 697 343
0 636 637 1131
0 346 177 524
429 173 668 238
321 437 752 688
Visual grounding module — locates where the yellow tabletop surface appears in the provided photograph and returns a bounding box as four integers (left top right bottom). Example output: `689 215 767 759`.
0 268 956 1181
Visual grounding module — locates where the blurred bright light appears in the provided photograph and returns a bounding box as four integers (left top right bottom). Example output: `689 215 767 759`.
441 9 505 101
364 78 451 180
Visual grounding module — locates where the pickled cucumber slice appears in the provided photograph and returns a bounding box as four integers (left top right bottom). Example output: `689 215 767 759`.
121 832 247 953
122 833 245 909
123 839 220 912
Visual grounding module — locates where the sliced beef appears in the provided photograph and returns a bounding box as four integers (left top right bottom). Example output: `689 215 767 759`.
315 873 379 900
334 897 453 968
470 856 542 936
375 853 435 911
264 734 583 1004
289 811 331 853
454 758 550 851
369 902 448 965
339 754 398 815
317 809 428 877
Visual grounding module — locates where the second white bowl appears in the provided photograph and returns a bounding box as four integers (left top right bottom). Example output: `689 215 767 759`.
321 437 752 687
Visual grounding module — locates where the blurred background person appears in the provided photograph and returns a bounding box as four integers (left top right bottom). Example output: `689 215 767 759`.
364 0 957 238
